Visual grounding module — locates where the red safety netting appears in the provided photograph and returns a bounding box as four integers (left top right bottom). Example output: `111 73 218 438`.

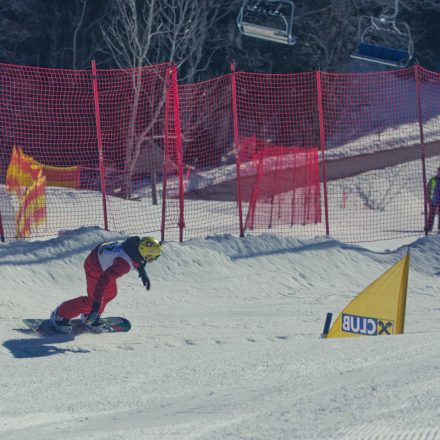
244 147 321 230
417 67 440 233
0 63 102 239
1 63 439 244
162 74 239 241
234 71 324 238
0 62 172 240
161 65 183 241
320 67 425 242
95 63 172 236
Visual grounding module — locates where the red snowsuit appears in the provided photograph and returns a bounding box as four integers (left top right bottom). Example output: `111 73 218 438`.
57 242 140 320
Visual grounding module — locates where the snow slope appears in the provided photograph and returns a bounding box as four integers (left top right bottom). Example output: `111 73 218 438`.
2 226 440 439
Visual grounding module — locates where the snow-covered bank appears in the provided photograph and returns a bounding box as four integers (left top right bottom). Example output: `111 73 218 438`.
2 227 440 439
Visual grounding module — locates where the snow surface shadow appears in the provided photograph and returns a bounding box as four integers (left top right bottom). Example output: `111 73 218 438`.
386 230 425 235
229 238 394 261
0 226 122 266
3 333 90 358
0 240 95 266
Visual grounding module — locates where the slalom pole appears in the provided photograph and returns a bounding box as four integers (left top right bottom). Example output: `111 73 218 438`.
231 62 244 237
415 65 428 235
321 312 333 338
316 71 330 236
170 65 185 242
91 59 109 231
0 210 4 242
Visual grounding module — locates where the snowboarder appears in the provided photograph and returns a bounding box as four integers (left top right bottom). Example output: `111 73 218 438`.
49 236 162 333
426 167 440 233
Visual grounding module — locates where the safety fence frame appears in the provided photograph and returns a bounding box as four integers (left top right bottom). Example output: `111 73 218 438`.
1 63 439 243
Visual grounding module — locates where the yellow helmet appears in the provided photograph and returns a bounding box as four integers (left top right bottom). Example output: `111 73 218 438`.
138 236 162 261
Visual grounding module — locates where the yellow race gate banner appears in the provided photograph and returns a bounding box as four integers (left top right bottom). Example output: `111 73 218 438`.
325 251 410 338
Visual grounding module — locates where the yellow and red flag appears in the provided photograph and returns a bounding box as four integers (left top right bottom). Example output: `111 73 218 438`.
6 146 41 196
41 163 80 189
7 145 80 237
15 168 47 239
6 146 80 193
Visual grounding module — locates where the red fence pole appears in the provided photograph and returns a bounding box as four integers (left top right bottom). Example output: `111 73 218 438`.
91 60 109 231
415 64 428 235
316 71 330 236
230 62 245 237
161 68 173 242
170 65 185 242
0 210 5 242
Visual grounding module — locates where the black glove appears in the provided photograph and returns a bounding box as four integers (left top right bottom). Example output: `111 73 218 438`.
85 301 101 325
138 264 151 291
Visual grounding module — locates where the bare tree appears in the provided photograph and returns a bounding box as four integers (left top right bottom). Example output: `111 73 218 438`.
72 0 88 69
100 0 166 200
102 0 233 80
100 0 232 199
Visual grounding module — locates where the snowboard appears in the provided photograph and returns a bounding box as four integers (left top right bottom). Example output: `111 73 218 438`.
22 317 131 335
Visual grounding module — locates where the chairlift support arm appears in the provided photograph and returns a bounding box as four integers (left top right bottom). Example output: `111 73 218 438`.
381 0 400 21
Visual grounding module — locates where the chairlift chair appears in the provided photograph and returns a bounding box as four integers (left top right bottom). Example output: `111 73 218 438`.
237 0 297 46
350 0 414 67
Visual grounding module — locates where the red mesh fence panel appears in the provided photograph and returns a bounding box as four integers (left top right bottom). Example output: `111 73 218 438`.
0 63 102 239
163 74 238 241
244 147 321 230
95 63 172 236
2 63 440 244
0 62 172 240
234 71 324 238
161 66 186 241
417 67 440 233
320 67 425 242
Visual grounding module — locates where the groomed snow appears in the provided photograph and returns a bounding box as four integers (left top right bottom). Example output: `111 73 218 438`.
2 226 440 439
